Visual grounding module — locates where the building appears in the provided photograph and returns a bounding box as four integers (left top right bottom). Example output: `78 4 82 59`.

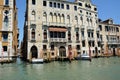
98 19 120 56
0 0 19 61
22 0 99 61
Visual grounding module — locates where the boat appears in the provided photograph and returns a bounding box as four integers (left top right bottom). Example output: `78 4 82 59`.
31 58 44 63
81 54 91 60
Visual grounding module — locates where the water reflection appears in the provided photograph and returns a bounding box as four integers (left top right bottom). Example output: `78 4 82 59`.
0 57 120 80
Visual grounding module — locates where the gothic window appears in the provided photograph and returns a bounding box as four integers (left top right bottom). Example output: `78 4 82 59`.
50 12 53 22
49 2 52 7
61 14 65 23
31 29 35 40
68 31 71 41
82 41 85 47
4 16 9 29
51 45 54 50
31 10 36 20
76 32 79 40
61 4 64 9
76 45 80 50
43 12 47 22
2 33 8 41
66 4 70 10
67 15 70 24
43 30 47 39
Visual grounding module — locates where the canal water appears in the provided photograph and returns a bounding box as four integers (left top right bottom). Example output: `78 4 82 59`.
0 57 120 80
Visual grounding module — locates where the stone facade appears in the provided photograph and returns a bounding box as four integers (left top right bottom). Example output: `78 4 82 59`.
0 0 19 61
98 19 120 56
22 0 120 61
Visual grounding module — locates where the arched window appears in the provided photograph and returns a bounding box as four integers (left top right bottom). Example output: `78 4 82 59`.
31 10 36 20
43 30 47 39
90 19 92 26
76 32 79 41
75 16 78 24
68 31 71 41
61 14 65 23
4 16 9 29
67 15 70 24
49 12 53 22
80 16 83 25
58 14 61 23
31 29 35 40
87 18 89 26
53 13 57 23
43 12 47 22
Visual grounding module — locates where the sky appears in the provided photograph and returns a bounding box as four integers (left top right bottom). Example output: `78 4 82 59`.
16 0 120 44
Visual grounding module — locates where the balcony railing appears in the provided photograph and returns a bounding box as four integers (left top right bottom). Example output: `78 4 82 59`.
81 25 85 30
31 39 36 42
108 40 120 44
87 26 94 30
81 37 85 40
50 38 67 42
43 39 48 43
42 22 67 27
88 37 94 41
97 38 102 42
74 24 80 27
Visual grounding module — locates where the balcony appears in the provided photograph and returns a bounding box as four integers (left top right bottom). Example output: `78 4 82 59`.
50 38 67 42
43 39 48 43
74 24 80 28
42 22 49 26
96 27 100 32
68 40 72 43
42 22 67 27
1 27 9 32
30 20 36 25
81 37 85 40
66 24 72 27
97 38 102 42
108 40 120 44
87 26 94 31
88 37 94 41
31 39 36 42
76 40 80 43
81 25 85 30
49 22 66 27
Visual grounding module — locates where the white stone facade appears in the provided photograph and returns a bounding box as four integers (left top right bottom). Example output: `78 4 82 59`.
23 0 101 61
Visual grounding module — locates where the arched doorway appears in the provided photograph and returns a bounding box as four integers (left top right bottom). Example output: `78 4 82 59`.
59 46 66 57
31 46 38 58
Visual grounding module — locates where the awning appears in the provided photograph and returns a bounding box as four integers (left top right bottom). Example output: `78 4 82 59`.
49 28 67 32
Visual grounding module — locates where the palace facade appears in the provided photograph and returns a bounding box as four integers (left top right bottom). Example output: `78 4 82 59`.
0 0 19 61
22 0 120 61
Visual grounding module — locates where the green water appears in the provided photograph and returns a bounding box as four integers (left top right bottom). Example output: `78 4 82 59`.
0 57 120 80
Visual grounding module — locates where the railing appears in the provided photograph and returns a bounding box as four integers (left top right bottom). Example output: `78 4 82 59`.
87 26 94 30
74 24 80 27
108 40 120 44
50 38 67 42
42 22 67 27
81 37 85 40
43 39 48 43
81 25 85 29
31 39 36 42
97 38 102 41
88 37 94 41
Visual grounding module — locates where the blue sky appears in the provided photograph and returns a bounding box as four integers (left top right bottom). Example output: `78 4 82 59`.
16 0 120 43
